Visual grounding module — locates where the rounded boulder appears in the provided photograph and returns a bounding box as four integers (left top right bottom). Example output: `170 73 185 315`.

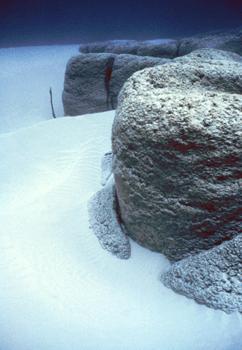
112 52 242 260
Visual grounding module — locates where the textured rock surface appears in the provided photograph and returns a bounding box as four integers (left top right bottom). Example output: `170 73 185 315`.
80 39 178 58
80 40 139 55
63 53 113 116
161 235 242 314
78 28 242 59
109 54 168 108
179 28 242 56
88 175 131 259
63 53 168 116
175 48 242 63
112 50 242 261
89 152 130 259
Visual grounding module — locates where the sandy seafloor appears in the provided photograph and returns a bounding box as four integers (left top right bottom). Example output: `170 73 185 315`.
0 45 241 350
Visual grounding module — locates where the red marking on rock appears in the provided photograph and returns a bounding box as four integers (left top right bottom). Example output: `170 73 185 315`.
223 155 240 165
168 140 202 153
201 154 240 168
197 202 217 212
191 205 241 239
187 200 217 212
192 220 217 238
217 175 230 181
234 171 242 179
214 235 232 246
217 171 242 181
198 227 217 239
105 67 113 84
223 207 242 225
104 57 115 109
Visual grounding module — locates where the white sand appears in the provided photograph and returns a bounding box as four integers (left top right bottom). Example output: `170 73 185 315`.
0 45 78 133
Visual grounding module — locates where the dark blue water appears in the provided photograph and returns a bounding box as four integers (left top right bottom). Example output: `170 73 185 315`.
1 0 241 47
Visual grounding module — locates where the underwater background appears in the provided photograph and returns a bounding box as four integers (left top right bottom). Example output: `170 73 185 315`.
0 0 242 349
1 0 242 47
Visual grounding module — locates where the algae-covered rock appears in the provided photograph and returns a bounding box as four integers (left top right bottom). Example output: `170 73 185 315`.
112 50 242 261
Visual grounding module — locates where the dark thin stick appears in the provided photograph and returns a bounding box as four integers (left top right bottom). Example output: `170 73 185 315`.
49 87 56 118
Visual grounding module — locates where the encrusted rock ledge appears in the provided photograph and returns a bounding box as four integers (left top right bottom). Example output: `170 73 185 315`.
161 235 242 314
88 153 131 259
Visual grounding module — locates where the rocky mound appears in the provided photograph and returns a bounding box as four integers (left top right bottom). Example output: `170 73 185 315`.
179 28 242 56
79 28 242 58
63 27 241 116
79 39 178 58
112 50 242 261
175 48 242 63
89 152 130 259
63 53 168 116
161 235 242 314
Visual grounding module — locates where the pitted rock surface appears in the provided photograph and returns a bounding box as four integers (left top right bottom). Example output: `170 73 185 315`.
63 53 114 116
112 50 242 261
63 53 168 115
88 175 131 260
110 54 168 108
161 235 242 314
175 48 242 63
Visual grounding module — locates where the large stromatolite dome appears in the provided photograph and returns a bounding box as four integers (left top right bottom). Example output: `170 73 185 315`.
112 50 242 261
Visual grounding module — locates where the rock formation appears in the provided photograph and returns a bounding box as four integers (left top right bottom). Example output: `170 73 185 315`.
63 53 112 116
161 235 242 314
63 27 242 116
84 48 241 312
178 28 242 56
79 28 242 58
89 153 130 259
79 39 178 58
63 53 168 116
79 40 140 55
112 49 242 261
175 47 242 63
